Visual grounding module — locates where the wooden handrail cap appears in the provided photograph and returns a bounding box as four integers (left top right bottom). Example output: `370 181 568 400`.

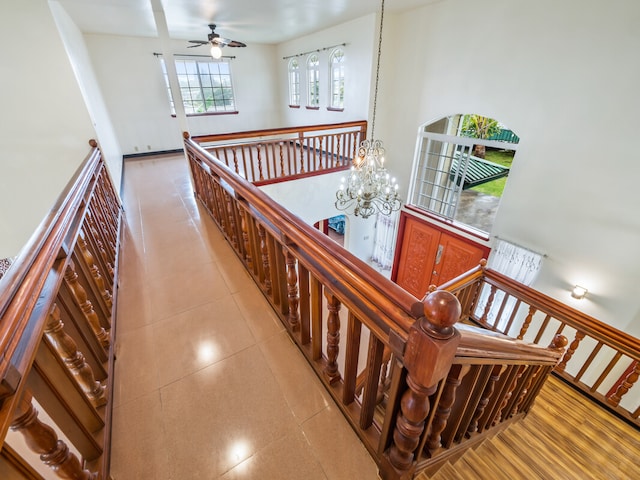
420 290 461 339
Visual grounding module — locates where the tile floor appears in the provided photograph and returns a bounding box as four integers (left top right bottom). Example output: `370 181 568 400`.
110 154 379 479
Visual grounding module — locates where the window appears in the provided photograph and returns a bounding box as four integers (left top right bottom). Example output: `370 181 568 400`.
408 114 518 233
288 58 300 106
329 49 345 110
161 58 236 115
306 54 320 108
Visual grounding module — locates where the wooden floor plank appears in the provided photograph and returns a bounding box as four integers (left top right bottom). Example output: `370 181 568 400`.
422 376 640 479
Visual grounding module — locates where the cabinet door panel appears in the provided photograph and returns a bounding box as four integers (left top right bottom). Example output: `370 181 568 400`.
433 233 486 285
394 218 440 298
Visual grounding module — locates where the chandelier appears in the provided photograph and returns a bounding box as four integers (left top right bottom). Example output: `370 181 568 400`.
335 0 401 219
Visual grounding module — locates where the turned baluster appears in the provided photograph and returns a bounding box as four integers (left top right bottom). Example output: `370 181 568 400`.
336 136 342 167
324 291 342 384
467 364 506 436
492 365 526 426
517 305 537 340
238 207 253 270
479 285 497 326
78 234 113 312
278 141 285 175
509 335 563 417
225 196 239 251
298 133 305 173
512 366 541 417
86 223 114 280
377 353 390 404
257 143 264 181
426 364 470 451
257 225 272 295
283 249 300 332
87 210 115 268
556 330 585 372
389 291 461 472
10 390 98 479
608 361 640 406
45 304 107 408
64 261 110 349
233 148 239 174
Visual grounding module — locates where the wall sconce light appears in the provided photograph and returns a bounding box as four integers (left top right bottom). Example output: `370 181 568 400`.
571 285 588 299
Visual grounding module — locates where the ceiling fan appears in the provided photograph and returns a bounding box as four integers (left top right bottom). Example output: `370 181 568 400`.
188 24 246 58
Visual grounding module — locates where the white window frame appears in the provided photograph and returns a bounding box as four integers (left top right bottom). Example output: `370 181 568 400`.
161 58 237 115
306 54 320 108
288 58 300 106
329 48 345 110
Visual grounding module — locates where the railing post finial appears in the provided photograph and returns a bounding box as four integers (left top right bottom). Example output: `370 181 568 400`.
388 291 462 473
183 131 191 139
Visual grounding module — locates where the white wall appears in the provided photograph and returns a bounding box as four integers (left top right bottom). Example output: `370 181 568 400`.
277 14 376 128
50 1 123 190
259 172 377 263
85 35 281 155
0 0 96 259
375 0 640 330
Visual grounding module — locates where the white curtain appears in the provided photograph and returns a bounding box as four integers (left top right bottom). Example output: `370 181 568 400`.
475 239 543 333
371 211 399 271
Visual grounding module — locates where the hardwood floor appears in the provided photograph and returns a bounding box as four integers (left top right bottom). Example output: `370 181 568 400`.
425 376 640 479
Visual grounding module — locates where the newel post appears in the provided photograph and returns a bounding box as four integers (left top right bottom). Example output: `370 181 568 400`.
388 291 461 474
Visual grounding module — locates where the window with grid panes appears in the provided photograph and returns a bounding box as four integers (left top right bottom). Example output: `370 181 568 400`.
161 58 236 115
329 49 345 109
288 58 300 106
307 54 320 107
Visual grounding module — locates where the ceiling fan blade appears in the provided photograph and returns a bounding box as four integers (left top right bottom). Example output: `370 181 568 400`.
188 40 208 45
213 37 246 48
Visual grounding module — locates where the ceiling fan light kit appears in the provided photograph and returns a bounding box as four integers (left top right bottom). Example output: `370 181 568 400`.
188 24 246 59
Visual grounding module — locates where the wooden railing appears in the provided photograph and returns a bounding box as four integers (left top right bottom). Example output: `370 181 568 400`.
191 121 367 185
0 140 121 479
184 133 567 479
439 261 640 428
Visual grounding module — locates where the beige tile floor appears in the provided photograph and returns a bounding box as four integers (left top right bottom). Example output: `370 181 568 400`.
110 154 379 479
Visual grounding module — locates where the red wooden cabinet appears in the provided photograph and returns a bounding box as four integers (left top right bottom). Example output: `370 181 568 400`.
391 211 490 298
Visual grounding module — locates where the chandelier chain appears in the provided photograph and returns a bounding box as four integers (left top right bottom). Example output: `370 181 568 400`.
334 0 401 219
371 0 385 140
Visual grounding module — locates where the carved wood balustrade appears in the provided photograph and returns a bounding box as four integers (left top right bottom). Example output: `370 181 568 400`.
438 261 640 429
191 121 367 185
185 133 567 479
0 141 121 479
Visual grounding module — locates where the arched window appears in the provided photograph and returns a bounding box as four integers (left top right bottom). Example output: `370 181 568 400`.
288 58 300 106
329 49 345 110
306 54 320 108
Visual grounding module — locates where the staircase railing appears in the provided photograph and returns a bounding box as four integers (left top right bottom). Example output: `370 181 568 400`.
0 140 121 479
438 261 640 428
190 120 366 185
184 133 567 479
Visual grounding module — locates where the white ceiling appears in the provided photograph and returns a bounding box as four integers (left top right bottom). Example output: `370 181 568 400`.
55 0 440 45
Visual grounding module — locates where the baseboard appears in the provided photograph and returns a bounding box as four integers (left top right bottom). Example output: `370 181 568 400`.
123 148 183 159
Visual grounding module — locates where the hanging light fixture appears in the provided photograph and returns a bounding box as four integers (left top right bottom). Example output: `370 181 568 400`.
210 44 223 59
335 0 401 219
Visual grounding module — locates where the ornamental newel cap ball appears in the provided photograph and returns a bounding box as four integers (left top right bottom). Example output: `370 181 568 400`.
420 290 461 339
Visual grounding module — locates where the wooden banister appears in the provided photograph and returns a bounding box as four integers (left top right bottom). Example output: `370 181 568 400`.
184 132 571 479
0 141 121 479
439 264 640 427
188 122 367 184
185 136 418 336
455 324 565 364
190 120 367 144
